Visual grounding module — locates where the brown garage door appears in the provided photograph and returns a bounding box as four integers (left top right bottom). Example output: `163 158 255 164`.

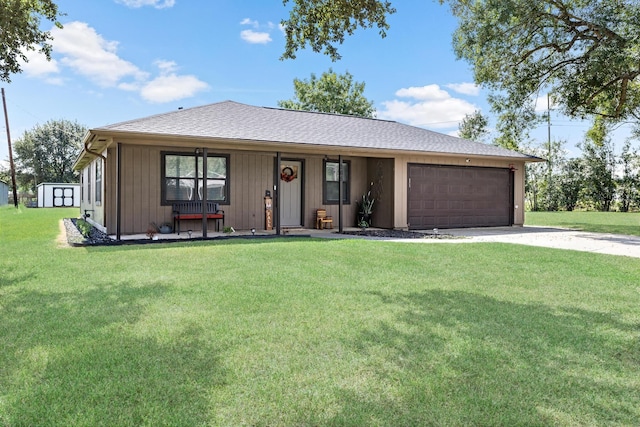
408 164 513 229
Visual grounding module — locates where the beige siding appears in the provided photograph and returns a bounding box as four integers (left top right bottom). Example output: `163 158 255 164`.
102 140 526 234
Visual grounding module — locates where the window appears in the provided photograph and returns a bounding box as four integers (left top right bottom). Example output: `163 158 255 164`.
323 159 350 204
87 163 92 203
95 159 102 205
162 152 229 204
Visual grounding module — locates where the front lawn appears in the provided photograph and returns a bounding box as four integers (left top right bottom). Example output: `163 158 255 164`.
526 210 640 236
1 206 639 426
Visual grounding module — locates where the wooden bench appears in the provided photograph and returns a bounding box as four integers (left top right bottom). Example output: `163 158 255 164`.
172 201 224 234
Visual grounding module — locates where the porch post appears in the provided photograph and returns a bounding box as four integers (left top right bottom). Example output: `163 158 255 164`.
201 147 208 238
338 155 344 233
116 142 122 241
275 152 281 236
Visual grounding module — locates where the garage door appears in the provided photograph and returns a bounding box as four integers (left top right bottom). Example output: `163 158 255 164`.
408 164 513 229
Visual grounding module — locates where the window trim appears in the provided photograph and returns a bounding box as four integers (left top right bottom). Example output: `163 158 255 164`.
323 159 350 205
161 151 230 205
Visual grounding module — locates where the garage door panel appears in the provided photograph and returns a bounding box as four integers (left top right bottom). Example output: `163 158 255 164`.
408 164 512 230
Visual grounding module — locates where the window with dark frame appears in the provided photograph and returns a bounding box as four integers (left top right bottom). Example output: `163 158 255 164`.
323 159 350 204
161 152 229 205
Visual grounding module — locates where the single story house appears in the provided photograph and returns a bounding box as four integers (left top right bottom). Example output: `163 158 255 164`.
73 100 541 238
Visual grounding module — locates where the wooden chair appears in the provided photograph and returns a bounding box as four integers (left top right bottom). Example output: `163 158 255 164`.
315 209 333 229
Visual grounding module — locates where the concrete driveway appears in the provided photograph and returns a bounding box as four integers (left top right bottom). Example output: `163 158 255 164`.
435 226 640 258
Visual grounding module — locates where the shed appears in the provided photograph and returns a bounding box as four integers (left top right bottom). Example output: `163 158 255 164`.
37 183 81 208
0 181 8 206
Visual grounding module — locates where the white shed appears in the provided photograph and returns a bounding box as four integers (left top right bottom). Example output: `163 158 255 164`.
37 183 81 208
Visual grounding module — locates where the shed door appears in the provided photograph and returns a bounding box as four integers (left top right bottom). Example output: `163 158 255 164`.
53 187 75 207
408 164 513 229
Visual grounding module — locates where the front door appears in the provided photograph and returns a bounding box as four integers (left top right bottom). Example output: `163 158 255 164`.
279 160 303 227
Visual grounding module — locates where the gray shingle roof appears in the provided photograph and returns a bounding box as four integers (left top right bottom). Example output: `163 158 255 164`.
95 100 537 160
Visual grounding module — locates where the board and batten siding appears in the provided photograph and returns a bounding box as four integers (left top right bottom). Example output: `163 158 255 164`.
105 144 372 234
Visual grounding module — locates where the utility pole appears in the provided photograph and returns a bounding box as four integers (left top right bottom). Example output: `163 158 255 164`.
547 93 552 204
2 88 19 208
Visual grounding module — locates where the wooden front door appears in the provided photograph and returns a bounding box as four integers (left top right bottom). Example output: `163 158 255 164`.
279 160 303 227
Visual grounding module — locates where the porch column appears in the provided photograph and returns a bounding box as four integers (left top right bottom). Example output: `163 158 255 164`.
338 155 344 233
201 147 208 238
116 142 122 241
275 152 281 236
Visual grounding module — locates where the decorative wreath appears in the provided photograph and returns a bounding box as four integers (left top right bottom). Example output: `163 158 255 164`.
280 166 297 182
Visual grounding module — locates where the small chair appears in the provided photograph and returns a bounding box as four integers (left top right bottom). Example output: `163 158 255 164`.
315 209 333 229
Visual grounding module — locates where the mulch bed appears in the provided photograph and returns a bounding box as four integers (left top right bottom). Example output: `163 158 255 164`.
63 218 453 246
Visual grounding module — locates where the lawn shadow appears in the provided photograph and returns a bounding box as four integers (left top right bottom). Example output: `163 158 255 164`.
1 282 228 425
319 289 640 426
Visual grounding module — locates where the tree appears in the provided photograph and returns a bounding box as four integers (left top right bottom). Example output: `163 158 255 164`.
281 0 395 61
579 130 616 212
617 140 640 212
0 0 62 82
557 158 584 212
282 1 640 125
278 69 376 117
13 119 86 191
458 110 489 143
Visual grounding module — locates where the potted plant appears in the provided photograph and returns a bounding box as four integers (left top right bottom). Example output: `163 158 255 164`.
357 191 375 228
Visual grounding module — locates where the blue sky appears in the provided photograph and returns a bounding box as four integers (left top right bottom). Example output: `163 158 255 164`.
0 0 634 164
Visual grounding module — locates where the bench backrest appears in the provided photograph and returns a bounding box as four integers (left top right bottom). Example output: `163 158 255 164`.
173 201 219 214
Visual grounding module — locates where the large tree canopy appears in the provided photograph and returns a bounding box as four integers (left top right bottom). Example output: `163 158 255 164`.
281 0 395 61
14 119 86 191
282 0 640 124
448 0 640 122
278 69 376 117
0 0 62 82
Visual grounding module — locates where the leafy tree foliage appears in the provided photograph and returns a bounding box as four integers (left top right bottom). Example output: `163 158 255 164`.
281 0 395 61
278 69 376 117
579 137 616 212
617 140 640 212
445 0 640 123
0 0 62 82
13 119 86 191
458 110 489 143
557 158 584 212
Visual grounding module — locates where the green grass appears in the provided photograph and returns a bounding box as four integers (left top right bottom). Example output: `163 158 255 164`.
1 206 640 426
526 210 640 236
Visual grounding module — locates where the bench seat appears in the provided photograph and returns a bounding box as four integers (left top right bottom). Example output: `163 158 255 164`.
172 201 224 234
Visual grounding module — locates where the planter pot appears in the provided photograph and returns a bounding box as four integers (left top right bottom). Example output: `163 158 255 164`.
158 225 173 234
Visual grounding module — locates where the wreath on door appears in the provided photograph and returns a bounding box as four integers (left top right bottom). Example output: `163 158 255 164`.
280 166 297 182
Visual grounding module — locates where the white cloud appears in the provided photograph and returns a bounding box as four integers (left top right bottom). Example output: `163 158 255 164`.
395 85 450 101
51 21 148 87
240 29 272 44
140 61 209 103
378 84 477 128
446 82 480 96
239 18 276 44
115 0 175 8
533 94 558 112
240 18 259 28
19 48 60 77
22 21 208 104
